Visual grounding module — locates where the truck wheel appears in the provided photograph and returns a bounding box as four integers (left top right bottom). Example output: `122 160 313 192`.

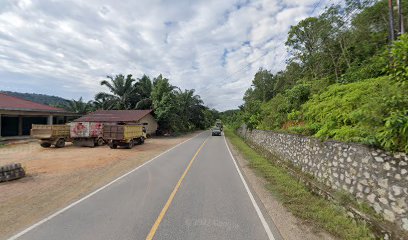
109 143 117 149
127 140 134 149
140 137 145 144
97 138 105 146
40 142 51 148
55 138 65 148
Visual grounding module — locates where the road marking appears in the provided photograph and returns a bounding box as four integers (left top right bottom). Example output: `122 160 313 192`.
7 131 207 240
146 137 209 240
223 135 276 240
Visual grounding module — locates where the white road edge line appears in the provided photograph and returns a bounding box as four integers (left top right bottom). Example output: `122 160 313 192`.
223 135 276 240
7 131 206 240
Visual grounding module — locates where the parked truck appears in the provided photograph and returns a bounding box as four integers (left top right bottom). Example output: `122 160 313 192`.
30 124 71 148
70 122 105 147
103 125 146 149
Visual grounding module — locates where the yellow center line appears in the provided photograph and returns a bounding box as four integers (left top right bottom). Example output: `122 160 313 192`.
146 137 209 240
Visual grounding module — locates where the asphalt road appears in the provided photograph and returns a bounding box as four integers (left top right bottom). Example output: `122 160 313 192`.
10 131 282 240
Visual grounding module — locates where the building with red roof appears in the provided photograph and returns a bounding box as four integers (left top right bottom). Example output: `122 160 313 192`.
74 110 158 135
0 93 79 138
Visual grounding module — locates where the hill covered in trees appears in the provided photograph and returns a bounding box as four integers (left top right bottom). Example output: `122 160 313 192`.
222 0 408 153
0 91 69 107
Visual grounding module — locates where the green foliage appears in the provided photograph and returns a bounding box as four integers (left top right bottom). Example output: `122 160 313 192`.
298 77 408 152
260 94 290 130
151 75 216 133
134 75 153 109
389 34 408 85
91 72 216 133
96 74 138 110
241 99 263 130
308 77 333 94
283 0 402 84
235 1 408 153
225 128 374 239
243 68 275 104
174 89 205 131
151 75 177 131
220 109 242 130
347 0 389 64
340 51 388 83
64 97 93 114
259 84 311 130
377 110 408 152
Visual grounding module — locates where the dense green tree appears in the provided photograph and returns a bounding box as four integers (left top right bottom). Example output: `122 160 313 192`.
234 0 408 153
151 74 178 131
176 89 204 131
95 74 138 110
65 97 92 114
286 16 330 79
92 95 116 110
91 72 214 133
135 75 153 109
389 34 408 84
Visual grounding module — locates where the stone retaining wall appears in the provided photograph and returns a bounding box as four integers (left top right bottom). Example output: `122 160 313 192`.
237 125 408 232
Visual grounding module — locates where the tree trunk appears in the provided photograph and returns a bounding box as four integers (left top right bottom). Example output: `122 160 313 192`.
339 37 351 69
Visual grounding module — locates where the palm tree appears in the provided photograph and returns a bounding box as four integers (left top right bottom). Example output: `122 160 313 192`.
134 75 153 109
92 94 116 110
65 97 92 114
176 89 204 131
95 74 138 110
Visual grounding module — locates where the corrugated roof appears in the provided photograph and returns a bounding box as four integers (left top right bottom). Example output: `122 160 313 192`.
0 93 66 112
73 110 153 122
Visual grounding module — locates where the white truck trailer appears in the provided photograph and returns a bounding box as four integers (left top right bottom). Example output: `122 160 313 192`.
70 122 105 147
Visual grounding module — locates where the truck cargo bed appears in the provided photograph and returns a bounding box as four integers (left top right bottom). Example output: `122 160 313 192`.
103 125 146 149
70 122 103 138
31 125 70 139
103 125 144 140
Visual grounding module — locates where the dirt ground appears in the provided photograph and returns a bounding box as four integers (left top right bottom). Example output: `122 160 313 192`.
0 133 197 239
225 138 337 240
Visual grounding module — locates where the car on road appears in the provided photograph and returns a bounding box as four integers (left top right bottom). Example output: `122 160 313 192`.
212 127 222 136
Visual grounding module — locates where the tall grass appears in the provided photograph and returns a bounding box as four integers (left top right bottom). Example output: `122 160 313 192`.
224 128 374 240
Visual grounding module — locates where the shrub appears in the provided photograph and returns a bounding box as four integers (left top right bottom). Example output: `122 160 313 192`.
340 52 388 84
377 110 408 152
390 33 408 85
260 84 311 130
299 76 408 152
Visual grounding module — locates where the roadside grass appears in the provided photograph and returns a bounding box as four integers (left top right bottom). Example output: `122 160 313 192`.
224 128 375 240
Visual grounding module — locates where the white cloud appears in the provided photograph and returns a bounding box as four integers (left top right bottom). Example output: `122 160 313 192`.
0 0 330 110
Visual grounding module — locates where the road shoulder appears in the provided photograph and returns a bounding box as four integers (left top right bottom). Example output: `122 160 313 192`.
225 136 337 240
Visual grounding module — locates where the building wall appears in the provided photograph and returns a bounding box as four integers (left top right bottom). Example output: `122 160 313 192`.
138 114 158 135
0 110 79 138
237 125 408 232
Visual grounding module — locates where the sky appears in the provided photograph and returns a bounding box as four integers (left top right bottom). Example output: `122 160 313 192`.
0 0 331 111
